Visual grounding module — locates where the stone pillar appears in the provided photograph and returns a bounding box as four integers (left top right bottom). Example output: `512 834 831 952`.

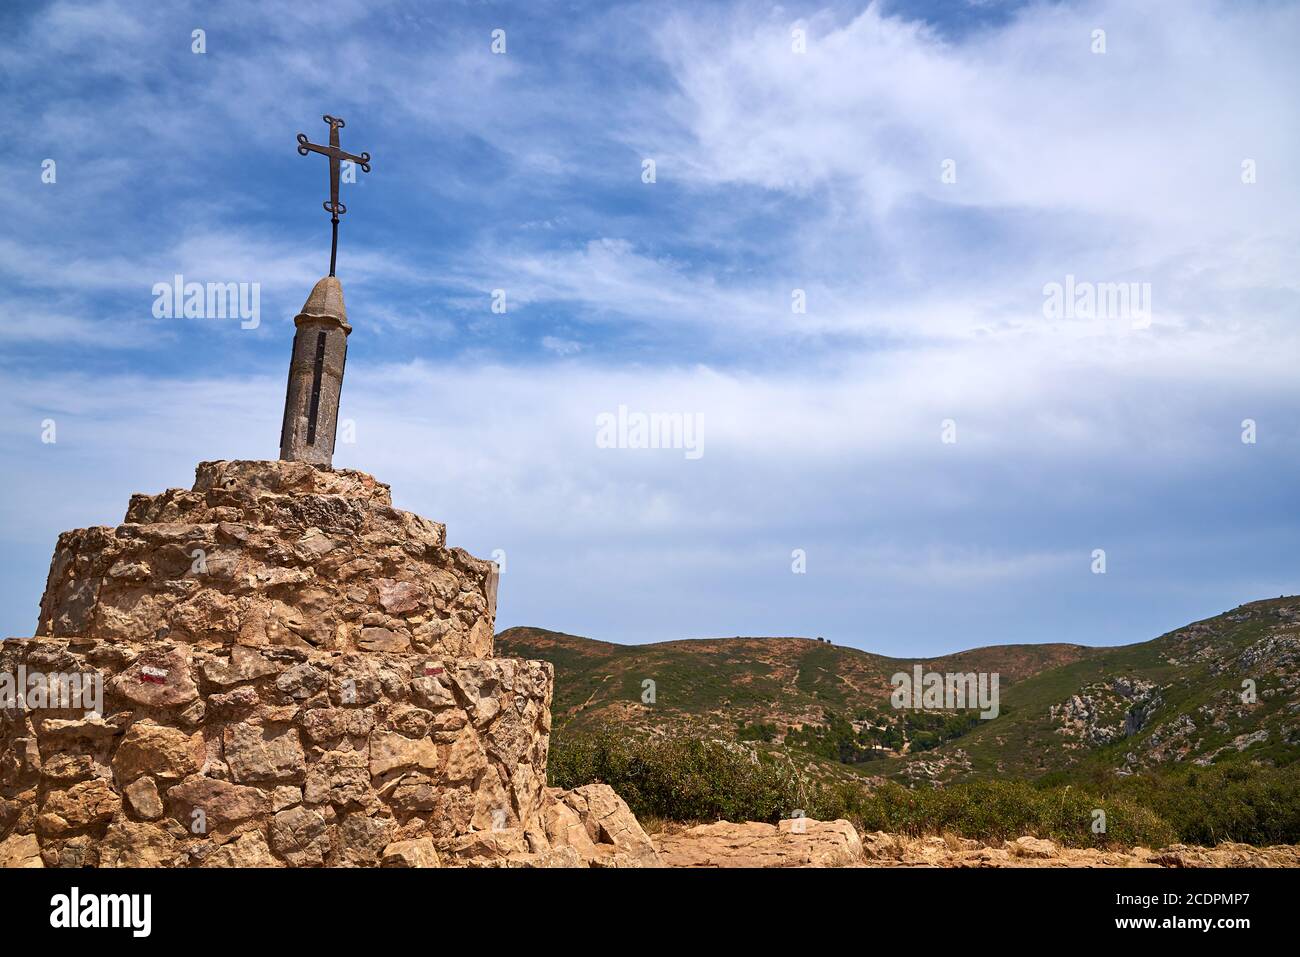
279 276 351 466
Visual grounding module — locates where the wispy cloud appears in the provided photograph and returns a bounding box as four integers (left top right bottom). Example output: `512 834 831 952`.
1 0 1296 651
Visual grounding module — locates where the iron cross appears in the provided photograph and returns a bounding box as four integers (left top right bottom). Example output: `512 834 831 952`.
296 114 372 277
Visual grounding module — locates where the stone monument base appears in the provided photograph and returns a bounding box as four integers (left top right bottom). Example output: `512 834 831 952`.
0 635 656 867
0 460 660 867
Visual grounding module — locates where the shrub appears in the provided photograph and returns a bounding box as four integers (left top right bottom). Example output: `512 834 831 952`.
549 725 812 824
736 721 778 743
549 724 1300 848
1095 763 1300 846
805 779 1175 848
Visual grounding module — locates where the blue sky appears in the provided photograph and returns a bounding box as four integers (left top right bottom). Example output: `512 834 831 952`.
1 0 1297 654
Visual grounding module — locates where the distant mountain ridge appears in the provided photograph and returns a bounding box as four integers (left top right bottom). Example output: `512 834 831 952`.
498 596 1300 783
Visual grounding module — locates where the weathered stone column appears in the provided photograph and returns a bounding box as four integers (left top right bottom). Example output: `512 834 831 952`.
279 277 350 466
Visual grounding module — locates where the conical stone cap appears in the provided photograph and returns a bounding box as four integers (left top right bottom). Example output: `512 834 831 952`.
295 275 350 332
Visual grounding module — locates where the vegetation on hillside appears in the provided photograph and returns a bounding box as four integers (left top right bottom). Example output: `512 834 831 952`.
550 723 1300 848
504 598 1300 785
496 626 1093 753
522 597 1300 848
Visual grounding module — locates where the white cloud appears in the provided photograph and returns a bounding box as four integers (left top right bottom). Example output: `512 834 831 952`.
3 0 1297 649
3 341 1294 646
655 1 1300 237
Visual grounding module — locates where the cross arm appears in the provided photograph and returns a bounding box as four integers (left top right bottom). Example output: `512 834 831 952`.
335 148 372 173
296 135 372 172
296 135 332 158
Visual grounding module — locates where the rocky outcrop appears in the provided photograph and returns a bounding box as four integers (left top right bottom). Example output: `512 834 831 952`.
653 818 863 867
425 782 661 868
1050 677 1162 748
652 820 1300 868
858 832 1300 868
899 748 971 783
544 784 662 867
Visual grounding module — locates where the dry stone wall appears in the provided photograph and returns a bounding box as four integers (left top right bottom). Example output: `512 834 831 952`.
1 634 548 868
2 459 659 867
37 460 497 658
1 636 550 866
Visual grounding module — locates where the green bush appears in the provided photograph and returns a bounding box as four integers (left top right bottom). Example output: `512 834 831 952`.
1075 762 1300 846
548 725 812 824
550 724 1300 848
784 709 883 764
736 721 778 743
806 779 1175 848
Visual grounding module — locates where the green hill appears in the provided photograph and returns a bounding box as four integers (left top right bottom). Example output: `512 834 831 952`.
498 596 1300 785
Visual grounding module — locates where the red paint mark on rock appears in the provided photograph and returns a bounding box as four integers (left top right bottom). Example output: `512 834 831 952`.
140 665 169 684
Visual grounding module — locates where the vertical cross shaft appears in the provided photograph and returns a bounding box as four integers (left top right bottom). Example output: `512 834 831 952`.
296 115 372 277
282 114 369 465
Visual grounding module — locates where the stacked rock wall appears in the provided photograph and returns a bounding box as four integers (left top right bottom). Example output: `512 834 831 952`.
0 637 550 866
1 460 657 867
38 460 498 657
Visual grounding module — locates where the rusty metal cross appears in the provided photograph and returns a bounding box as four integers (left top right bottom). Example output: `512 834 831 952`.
296 114 372 276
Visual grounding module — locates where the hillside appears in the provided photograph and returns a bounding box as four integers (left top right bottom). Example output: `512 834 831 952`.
938 595 1300 782
499 596 1300 784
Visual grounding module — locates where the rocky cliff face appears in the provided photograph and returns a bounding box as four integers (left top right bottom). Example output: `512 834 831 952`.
1 460 658 868
1050 677 1163 749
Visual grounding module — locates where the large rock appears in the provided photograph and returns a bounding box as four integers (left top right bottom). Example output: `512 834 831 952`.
653 818 864 868
123 776 164 819
0 834 43 868
201 830 278 867
270 806 330 866
167 774 271 828
1008 836 1058 859
37 779 123 835
109 647 199 708
546 784 661 867
368 730 439 777
381 838 441 868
